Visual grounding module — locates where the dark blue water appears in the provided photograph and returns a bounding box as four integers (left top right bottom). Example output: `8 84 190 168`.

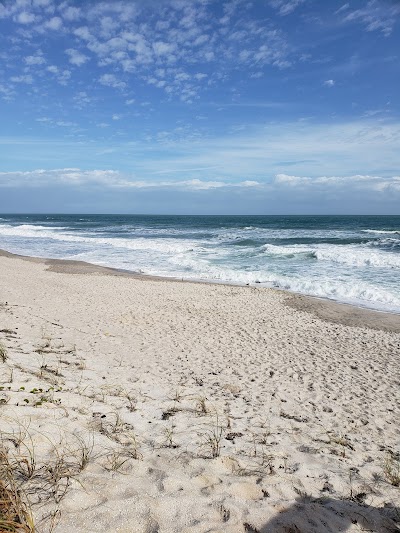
1 214 399 312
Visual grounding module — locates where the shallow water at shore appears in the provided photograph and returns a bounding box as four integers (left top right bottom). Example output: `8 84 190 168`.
0 214 400 312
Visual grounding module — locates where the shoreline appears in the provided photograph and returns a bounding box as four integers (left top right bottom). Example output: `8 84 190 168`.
1 247 399 333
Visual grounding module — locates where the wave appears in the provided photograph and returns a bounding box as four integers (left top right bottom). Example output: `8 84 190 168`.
0 224 200 254
1 224 67 232
313 247 400 268
145 259 400 312
262 244 312 258
363 229 400 235
262 243 400 268
227 238 265 247
268 275 400 312
369 238 400 250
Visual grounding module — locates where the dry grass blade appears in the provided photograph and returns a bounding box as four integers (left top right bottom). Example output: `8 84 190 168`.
0 343 7 363
0 447 34 533
383 453 400 487
199 413 225 459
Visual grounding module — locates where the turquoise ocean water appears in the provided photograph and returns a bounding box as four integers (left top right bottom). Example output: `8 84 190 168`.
0 214 399 313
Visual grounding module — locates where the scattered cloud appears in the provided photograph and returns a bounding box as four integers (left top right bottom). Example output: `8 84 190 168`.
269 0 307 16
46 65 71 85
0 168 262 190
0 83 15 101
275 173 400 192
34 0 52 7
25 54 46 66
44 17 63 31
62 6 81 22
341 0 400 36
99 73 126 89
335 4 349 15
65 48 89 66
73 91 92 107
10 75 34 84
323 79 335 87
0 0 296 104
16 11 36 24
35 117 77 128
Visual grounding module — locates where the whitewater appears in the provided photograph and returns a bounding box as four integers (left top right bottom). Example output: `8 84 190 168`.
0 214 399 313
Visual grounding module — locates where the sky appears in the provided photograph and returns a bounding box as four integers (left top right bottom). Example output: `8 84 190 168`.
0 0 399 214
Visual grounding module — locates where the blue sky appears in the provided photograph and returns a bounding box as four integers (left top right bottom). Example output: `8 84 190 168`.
0 0 399 214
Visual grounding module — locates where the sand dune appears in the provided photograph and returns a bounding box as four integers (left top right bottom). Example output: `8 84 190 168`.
0 251 399 532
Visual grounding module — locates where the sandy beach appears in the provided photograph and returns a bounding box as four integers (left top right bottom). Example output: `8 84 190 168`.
0 249 399 533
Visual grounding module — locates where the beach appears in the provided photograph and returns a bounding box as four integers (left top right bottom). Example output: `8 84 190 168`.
0 249 399 532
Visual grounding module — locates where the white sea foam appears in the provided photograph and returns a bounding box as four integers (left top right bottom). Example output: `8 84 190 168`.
267 275 400 312
262 244 312 257
363 229 400 235
0 224 67 234
143 261 400 312
263 243 400 268
0 224 199 254
313 247 400 268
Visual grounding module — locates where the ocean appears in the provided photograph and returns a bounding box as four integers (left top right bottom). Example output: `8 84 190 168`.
0 214 399 314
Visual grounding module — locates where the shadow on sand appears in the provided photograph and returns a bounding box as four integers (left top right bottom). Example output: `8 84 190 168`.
244 496 400 533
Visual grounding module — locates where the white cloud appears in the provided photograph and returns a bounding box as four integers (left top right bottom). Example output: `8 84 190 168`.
99 73 126 89
270 0 306 16
44 16 62 30
0 83 15 101
60 5 79 21
25 54 46 65
34 117 77 128
342 1 400 36
46 66 70 85
323 79 335 87
275 173 400 192
10 75 33 84
34 0 53 6
56 121 76 127
74 26 92 41
153 41 176 56
99 15 119 36
65 48 89 66
73 91 92 107
16 11 36 24
335 3 349 15
0 168 261 190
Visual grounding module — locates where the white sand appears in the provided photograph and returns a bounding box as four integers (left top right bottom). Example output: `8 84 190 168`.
0 251 399 532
